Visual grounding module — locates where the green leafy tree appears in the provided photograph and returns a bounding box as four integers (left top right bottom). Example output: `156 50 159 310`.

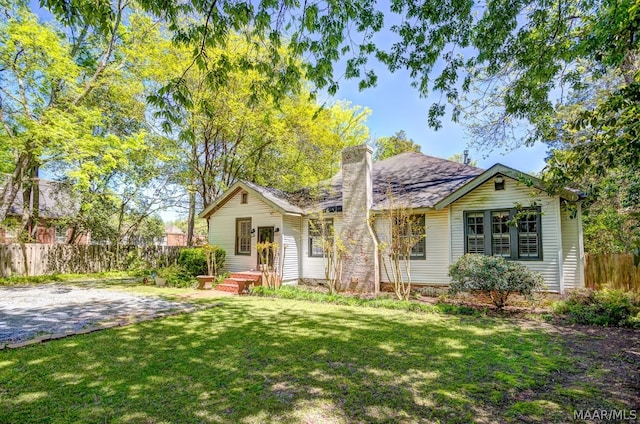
0 2 152 240
35 0 637 139
134 215 166 246
0 4 185 246
26 0 640 256
373 130 421 161
147 34 370 238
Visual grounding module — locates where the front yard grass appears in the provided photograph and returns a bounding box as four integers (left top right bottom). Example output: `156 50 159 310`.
0 297 633 423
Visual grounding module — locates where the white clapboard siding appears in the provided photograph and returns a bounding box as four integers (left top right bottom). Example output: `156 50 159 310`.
300 215 343 280
208 190 283 273
449 177 563 292
561 205 584 289
374 209 451 285
281 215 301 283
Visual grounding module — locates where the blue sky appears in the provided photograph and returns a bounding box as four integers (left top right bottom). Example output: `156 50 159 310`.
325 0 551 174
330 61 550 175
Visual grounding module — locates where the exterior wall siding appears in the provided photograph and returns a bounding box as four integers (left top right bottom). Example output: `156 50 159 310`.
561 204 585 290
281 215 301 283
374 209 451 285
300 215 343 280
449 177 563 292
208 190 283 273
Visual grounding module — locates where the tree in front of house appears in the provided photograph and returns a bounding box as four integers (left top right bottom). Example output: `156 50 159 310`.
372 188 426 300
308 213 349 294
257 241 282 289
147 33 371 240
35 0 638 174
373 131 421 161
541 66 640 254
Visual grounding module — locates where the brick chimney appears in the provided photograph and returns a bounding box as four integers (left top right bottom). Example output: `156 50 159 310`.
340 144 379 293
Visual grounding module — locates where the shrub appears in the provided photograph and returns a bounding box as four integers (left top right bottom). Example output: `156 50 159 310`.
125 249 146 272
448 254 545 309
215 271 231 286
178 247 226 277
553 289 640 328
156 265 195 288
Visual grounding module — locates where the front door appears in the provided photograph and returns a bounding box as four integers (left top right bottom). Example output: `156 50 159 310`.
257 227 275 268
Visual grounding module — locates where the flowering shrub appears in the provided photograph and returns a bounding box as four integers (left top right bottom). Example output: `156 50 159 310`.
448 254 545 308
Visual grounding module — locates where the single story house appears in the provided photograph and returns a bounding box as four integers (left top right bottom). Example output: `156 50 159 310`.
199 144 585 293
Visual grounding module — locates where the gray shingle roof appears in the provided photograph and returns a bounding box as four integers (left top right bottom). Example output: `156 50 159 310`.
370 152 483 210
251 152 484 213
242 181 305 214
4 179 78 219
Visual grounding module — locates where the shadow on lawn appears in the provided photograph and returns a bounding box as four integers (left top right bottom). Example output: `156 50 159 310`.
0 298 631 423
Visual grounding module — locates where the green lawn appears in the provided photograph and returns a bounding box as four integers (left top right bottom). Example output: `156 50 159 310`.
0 297 627 423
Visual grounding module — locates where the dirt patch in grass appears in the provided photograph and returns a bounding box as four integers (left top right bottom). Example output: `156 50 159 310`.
544 323 639 412
416 293 640 414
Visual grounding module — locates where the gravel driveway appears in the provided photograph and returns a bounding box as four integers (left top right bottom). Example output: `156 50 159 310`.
0 284 190 343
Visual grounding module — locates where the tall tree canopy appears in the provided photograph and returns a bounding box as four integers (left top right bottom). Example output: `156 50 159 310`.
0 0 372 245
373 130 421 161
4 0 639 251
37 0 639 198
37 0 638 134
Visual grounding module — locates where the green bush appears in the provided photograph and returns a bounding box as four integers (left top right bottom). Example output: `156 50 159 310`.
553 289 640 328
125 250 146 272
156 265 195 288
448 254 545 309
178 247 226 277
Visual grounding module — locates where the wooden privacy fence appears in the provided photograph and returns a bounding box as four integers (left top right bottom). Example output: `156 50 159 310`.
585 253 640 293
0 244 184 278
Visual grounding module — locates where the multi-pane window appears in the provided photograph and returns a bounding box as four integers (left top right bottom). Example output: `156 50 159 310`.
491 211 511 257
518 211 540 258
465 208 542 260
466 212 485 254
309 219 334 257
394 214 426 260
235 218 252 255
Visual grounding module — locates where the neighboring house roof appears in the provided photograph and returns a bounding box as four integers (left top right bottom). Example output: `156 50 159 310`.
4 179 78 219
165 225 185 235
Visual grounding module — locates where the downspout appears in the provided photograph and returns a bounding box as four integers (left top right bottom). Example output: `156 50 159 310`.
576 202 585 289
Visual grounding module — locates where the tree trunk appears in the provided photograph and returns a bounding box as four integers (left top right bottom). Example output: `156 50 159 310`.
29 168 40 241
187 189 195 246
0 153 29 224
20 173 33 242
